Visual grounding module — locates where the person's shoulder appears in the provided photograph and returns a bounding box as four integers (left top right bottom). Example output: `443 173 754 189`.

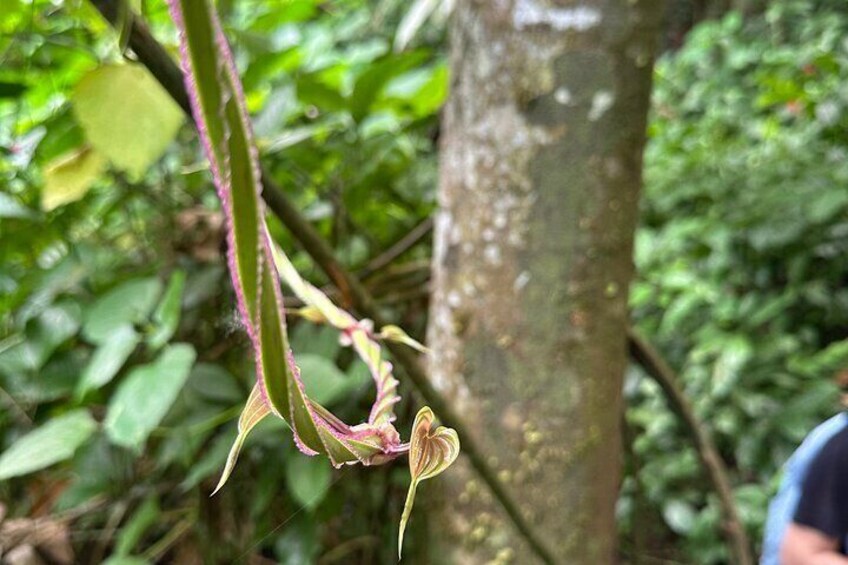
812 422 848 467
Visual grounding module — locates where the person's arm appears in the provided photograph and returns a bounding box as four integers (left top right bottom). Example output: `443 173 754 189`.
782 427 848 564
781 523 848 565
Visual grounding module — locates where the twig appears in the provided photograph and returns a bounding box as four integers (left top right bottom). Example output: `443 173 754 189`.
627 328 753 565
357 217 433 280
87 3 558 564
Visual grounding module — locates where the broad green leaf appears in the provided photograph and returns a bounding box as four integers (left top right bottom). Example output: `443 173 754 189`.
0 409 97 480
72 64 183 178
104 344 196 450
76 324 140 397
0 302 82 376
289 323 341 359
398 407 460 559
350 50 428 121
296 354 350 406
186 363 242 404
285 453 331 510
41 145 106 211
147 270 186 349
82 277 163 344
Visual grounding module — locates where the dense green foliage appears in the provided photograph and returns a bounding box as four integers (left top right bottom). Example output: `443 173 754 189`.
2 0 848 562
1 1 443 562
626 1 848 561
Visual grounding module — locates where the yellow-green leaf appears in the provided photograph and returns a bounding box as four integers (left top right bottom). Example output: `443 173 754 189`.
378 324 431 354
42 145 106 211
213 384 271 494
72 64 183 178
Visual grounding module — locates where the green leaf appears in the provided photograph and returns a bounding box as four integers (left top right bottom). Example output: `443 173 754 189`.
104 344 196 450
102 557 150 565
663 500 697 534
147 270 186 350
0 302 82 376
296 354 349 406
350 50 428 121
0 192 36 219
0 409 97 480
82 277 163 344
41 145 106 211
72 64 183 178
185 363 242 405
213 385 270 494
0 81 26 99
285 453 331 510
77 324 140 397
115 496 160 556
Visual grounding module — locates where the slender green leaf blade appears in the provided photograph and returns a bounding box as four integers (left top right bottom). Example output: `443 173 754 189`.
213 384 270 494
148 270 186 349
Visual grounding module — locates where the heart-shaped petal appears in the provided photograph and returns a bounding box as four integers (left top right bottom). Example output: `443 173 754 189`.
398 406 460 559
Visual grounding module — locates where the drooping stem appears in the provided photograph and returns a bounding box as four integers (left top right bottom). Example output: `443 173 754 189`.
87 2 559 562
628 328 753 565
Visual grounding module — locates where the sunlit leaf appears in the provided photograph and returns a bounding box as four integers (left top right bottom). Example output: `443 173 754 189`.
0 409 97 480
72 64 183 178
41 145 106 211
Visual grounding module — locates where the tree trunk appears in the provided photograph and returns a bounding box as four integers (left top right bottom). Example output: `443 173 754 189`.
426 0 662 562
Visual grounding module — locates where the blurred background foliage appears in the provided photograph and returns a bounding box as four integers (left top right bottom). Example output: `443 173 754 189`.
1 0 847 563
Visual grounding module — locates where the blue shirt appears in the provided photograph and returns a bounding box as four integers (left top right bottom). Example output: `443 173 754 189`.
761 413 848 564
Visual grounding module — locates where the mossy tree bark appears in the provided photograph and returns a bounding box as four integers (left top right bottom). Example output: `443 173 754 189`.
426 0 662 562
